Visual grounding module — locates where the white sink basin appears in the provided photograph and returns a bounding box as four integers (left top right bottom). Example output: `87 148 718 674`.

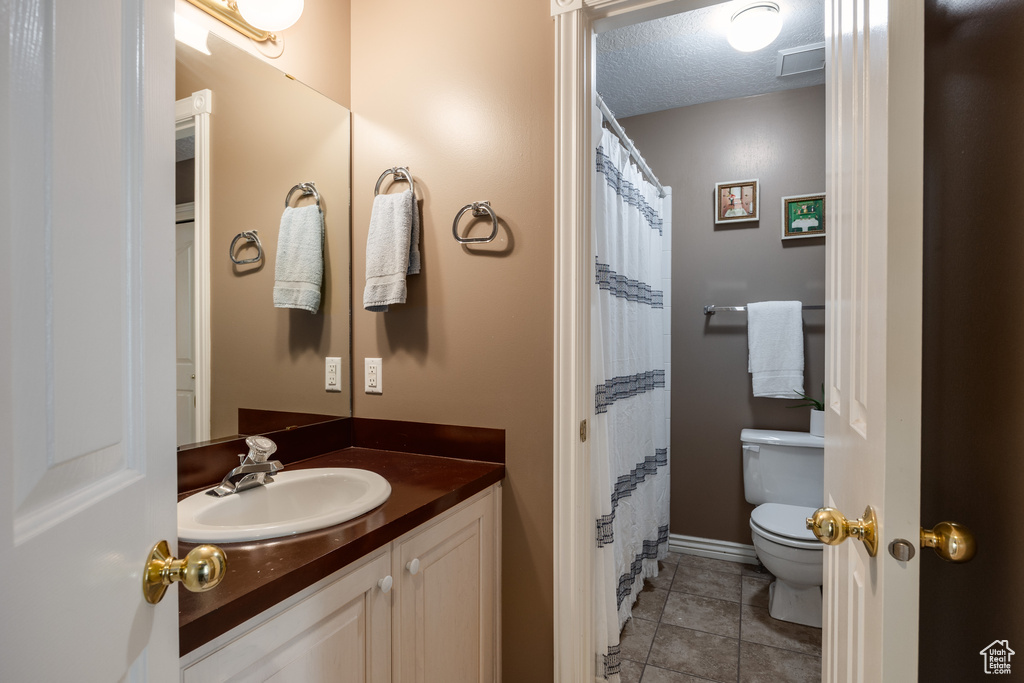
178 468 391 543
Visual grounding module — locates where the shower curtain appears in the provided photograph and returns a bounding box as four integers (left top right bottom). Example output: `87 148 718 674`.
592 127 670 682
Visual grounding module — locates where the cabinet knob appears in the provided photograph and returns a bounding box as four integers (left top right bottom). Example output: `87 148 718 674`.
377 575 393 594
406 558 420 575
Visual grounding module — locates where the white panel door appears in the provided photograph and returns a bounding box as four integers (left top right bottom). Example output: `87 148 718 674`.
177 220 197 445
823 1 923 681
0 1 178 681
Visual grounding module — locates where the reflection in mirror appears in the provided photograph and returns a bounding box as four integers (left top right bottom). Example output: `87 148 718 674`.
175 30 351 448
175 127 199 445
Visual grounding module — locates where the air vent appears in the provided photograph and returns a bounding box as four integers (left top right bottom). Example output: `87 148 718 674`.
777 42 826 77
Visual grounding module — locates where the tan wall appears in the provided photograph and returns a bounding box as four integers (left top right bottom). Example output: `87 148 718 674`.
623 86 827 545
174 0 350 108
920 0 1024 676
349 0 555 679
177 35 352 440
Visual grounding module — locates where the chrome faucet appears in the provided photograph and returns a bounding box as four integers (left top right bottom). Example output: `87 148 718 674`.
206 435 284 497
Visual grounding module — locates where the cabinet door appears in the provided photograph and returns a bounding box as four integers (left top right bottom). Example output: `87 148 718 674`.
393 489 499 683
183 550 392 683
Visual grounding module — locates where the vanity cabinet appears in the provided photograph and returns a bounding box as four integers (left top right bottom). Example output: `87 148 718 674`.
392 487 499 683
180 485 500 683
181 549 391 683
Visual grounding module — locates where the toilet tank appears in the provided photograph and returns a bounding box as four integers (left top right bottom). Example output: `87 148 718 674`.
741 429 824 507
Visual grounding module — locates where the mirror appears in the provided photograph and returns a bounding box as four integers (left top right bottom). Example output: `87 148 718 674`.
175 31 351 447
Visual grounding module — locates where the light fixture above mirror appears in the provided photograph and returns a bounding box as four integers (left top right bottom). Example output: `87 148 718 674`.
236 0 304 32
183 0 304 43
728 2 783 53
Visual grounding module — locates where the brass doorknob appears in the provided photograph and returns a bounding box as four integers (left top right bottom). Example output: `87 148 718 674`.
143 540 227 604
806 505 878 557
921 521 976 563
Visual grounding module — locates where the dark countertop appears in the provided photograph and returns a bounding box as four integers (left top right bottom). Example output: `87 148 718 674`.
177 447 504 656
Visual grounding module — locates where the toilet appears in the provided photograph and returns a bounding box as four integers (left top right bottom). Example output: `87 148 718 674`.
741 428 825 628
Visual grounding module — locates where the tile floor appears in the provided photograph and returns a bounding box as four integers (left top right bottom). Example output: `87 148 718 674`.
618 552 822 683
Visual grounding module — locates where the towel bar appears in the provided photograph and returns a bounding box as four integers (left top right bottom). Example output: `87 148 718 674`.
452 201 498 244
285 182 320 209
704 304 824 316
230 231 263 265
374 167 414 196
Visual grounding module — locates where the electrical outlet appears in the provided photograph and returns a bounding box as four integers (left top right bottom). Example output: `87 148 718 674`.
365 358 382 394
325 357 342 392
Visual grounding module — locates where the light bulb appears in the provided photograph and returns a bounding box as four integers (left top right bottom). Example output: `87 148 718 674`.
235 0 304 32
727 2 783 53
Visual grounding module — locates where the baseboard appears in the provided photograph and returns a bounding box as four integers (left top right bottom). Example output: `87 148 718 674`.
669 533 759 566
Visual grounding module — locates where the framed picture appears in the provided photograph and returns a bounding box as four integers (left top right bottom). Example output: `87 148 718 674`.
781 193 826 239
715 179 759 224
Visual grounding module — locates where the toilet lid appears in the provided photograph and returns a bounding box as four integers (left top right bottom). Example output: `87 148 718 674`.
751 503 819 542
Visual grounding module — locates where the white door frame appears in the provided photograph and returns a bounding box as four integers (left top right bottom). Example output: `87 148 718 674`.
553 1 926 680
175 90 213 443
551 2 721 679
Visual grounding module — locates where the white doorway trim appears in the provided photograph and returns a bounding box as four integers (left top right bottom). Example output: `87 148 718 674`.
551 6 593 680
551 1 740 680
175 89 213 443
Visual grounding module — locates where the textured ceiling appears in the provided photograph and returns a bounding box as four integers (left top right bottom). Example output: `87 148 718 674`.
597 0 825 118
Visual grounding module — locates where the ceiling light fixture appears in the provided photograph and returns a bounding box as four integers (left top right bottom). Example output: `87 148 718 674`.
728 2 783 53
183 0 303 43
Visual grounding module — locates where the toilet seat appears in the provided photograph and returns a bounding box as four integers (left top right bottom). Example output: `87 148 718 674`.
750 503 821 550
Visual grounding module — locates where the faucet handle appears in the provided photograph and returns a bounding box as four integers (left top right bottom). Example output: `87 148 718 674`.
243 435 278 463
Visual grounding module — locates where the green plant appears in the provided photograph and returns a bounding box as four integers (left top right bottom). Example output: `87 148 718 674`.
788 384 825 411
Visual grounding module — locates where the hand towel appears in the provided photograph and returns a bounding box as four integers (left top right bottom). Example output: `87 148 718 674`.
363 189 420 312
273 204 324 314
747 300 804 398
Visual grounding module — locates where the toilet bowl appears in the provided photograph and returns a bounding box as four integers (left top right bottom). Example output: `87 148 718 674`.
740 429 824 628
749 502 823 627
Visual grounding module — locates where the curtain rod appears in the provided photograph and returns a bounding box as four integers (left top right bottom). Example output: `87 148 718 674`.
595 93 666 198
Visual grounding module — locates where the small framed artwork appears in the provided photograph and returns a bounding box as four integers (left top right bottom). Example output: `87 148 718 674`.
781 193 826 240
715 179 759 224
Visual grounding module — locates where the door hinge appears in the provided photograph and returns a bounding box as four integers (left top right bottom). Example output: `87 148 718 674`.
579 419 587 443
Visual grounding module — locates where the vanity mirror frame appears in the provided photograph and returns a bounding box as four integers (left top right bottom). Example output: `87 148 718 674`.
176 89 214 444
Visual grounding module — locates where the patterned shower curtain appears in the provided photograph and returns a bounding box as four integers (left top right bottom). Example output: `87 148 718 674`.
592 127 671 682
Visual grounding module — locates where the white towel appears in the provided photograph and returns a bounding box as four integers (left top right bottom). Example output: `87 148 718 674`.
363 189 420 312
747 301 804 398
273 205 324 314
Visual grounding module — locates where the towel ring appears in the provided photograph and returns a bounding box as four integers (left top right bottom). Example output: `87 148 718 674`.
374 167 415 196
452 201 498 244
230 230 263 265
285 182 320 209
